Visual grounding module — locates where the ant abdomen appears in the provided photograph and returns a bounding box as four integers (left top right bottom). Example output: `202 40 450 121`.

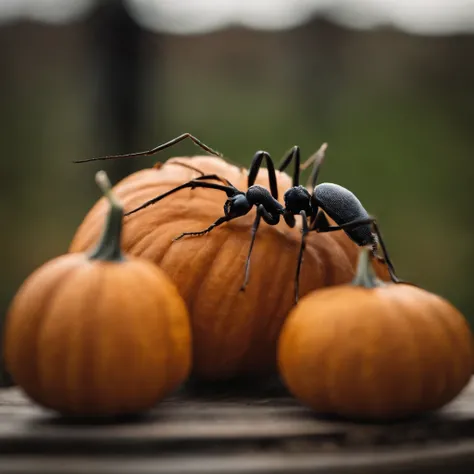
313 183 373 246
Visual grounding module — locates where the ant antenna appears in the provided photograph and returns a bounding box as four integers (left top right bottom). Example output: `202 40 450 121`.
301 142 328 189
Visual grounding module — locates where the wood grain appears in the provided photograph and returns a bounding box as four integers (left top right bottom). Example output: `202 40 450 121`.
0 377 473 473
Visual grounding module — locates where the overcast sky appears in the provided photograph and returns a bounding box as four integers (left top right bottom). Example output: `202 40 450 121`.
1 0 473 35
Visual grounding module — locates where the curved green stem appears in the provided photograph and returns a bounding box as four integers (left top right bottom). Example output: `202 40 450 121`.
351 246 385 289
88 171 125 262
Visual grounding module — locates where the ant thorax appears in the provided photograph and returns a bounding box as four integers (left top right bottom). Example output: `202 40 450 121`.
283 186 312 214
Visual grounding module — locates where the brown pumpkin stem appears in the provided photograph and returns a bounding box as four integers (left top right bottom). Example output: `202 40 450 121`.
351 246 386 289
88 171 125 262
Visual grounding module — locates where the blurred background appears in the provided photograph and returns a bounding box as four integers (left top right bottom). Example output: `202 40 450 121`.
0 0 473 382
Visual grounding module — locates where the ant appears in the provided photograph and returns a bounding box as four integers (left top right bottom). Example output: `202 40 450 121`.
76 133 403 303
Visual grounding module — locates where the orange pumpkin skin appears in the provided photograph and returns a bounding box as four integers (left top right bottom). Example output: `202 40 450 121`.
69 156 389 380
278 281 473 420
5 168 192 416
3 253 191 416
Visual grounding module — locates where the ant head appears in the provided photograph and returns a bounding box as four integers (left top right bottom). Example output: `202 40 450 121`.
224 193 252 218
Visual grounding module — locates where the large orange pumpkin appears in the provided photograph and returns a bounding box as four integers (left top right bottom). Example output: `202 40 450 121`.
4 171 192 415
278 246 473 420
70 156 390 380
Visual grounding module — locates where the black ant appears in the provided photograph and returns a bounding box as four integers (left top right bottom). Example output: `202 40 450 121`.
75 133 403 303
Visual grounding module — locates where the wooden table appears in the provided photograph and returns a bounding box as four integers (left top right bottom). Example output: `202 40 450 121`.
1 377 474 474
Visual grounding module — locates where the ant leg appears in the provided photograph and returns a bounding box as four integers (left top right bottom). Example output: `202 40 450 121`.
191 174 237 188
370 221 404 284
277 146 301 187
283 210 296 228
173 216 231 242
125 181 237 216
240 208 263 291
311 212 374 233
74 133 222 163
312 213 414 286
166 161 237 187
247 151 279 200
308 210 331 231
241 205 280 291
295 210 309 304
362 220 414 286
301 143 328 189
313 215 402 281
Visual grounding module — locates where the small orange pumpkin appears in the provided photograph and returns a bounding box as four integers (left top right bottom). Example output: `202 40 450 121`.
70 156 390 380
278 246 473 420
3 171 192 416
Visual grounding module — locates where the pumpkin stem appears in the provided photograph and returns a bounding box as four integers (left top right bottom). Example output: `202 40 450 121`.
351 246 385 289
88 171 125 262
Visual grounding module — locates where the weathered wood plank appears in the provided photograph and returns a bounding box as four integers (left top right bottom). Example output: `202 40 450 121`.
1 444 474 474
0 378 473 473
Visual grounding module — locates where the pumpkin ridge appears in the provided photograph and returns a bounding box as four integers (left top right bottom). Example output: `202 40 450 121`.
35 261 99 411
7 258 79 403
329 233 356 284
93 265 138 411
92 265 150 411
379 289 424 415
257 233 299 337
125 211 171 254
315 235 336 288
325 291 371 415
37 263 87 407
400 286 459 411
152 224 235 378
323 291 348 414
421 297 458 407
201 230 261 378
407 288 458 407
358 293 405 417
309 293 345 413
76 264 105 412
143 264 171 399
118 263 171 407
314 236 335 288
424 292 472 405
262 238 295 331
241 228 285 372
188 231 233 315
142 260 192 394
126 221 170 260
190 230 242 370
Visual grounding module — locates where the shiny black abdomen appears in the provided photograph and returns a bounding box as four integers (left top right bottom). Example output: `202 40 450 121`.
312 183 373 245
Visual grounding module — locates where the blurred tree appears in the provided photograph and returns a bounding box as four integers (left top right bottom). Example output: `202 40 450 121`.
87 0 163 183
